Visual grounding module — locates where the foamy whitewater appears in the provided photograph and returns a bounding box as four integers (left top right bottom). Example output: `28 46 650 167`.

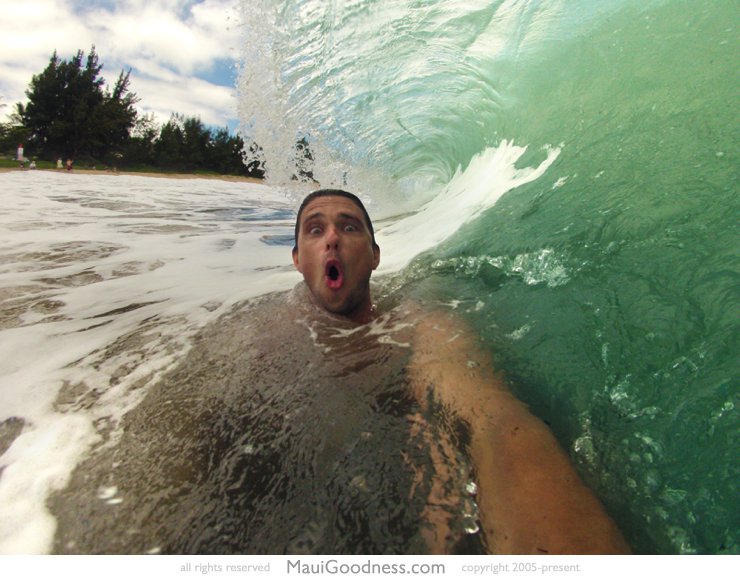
1 0 737 555
0 172 293 552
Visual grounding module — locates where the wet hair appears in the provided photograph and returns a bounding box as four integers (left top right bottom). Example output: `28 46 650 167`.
293 189 378 251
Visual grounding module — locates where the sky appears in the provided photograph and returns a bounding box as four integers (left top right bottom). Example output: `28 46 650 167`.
0 0 243 131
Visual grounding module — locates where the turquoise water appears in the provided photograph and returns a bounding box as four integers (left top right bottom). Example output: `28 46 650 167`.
239 0 738 553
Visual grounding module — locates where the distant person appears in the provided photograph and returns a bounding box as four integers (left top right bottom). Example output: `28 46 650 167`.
29 160 37 170
56 158 63 170
66 158 73 172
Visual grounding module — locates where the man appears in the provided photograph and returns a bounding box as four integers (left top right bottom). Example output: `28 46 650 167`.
292 189 630 554
292 189 380 324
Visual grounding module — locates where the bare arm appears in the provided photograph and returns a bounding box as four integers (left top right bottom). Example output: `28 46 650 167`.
407 308 630 554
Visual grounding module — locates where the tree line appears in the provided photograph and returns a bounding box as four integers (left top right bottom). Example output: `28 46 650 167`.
0 47 272 177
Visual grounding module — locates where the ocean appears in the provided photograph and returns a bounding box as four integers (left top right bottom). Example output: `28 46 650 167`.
0 0 737 554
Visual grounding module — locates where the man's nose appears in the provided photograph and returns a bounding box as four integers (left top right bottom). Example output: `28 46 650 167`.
325 226 340 249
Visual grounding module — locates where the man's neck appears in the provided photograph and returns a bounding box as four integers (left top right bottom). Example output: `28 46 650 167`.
300 282 376 325
345 301 376 325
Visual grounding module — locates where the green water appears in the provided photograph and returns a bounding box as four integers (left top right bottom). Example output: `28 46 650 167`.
240 0 738 553
422 1 738 554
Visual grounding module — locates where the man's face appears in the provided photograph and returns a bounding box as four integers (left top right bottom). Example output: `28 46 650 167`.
292 196 380 322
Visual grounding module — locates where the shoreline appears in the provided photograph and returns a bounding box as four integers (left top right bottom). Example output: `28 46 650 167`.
0 167 264 184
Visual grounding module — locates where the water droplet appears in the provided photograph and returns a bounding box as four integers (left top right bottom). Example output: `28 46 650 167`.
660 487 687 506
573 435 595 463
462 516 480 535
644 469 662 491
97 486 118 500
350 475 369 493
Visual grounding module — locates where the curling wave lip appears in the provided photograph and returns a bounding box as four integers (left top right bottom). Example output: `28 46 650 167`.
324 258 344 290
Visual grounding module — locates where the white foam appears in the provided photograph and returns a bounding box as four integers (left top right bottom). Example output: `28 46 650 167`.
0 172 300 553
375 140 560 273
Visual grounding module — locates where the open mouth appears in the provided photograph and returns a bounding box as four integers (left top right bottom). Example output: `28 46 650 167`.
324 259 344 290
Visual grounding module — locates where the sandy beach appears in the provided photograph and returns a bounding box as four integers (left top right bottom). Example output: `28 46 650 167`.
0 166 264 184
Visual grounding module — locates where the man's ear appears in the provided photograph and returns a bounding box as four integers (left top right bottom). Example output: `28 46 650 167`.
292 247 303 273
372 245 380 270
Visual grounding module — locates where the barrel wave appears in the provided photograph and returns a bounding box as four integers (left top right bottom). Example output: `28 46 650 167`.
238 0 738 553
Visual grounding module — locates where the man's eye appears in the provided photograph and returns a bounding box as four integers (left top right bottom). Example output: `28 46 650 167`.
309 226 322 235
344 224 357 232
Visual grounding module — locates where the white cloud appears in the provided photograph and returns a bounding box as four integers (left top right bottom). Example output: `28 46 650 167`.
0 0 90 108
0 0 241 126
131 73 237 128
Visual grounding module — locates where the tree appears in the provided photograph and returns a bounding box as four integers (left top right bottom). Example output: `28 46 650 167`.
90 69 139 161
149 113 260 177
154 114 185 169
21 47 138 160
181 116 210 169
121 112 158 166
208 127 238 174
207 127 258 176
